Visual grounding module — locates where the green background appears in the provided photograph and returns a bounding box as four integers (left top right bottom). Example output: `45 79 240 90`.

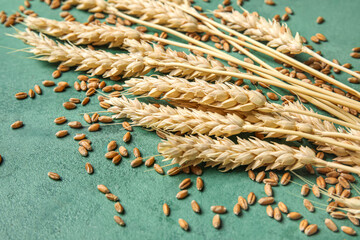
0 0 359 239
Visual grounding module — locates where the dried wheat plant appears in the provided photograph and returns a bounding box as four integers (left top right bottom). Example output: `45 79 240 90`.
158 134 360 175
105 96 360 153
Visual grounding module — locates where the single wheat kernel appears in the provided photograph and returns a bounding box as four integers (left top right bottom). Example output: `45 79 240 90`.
97 184 109 194
55 130 68 138
88 123 100 132
238 196 248 210
145 157 155 167
301 184 310 196
247 192 256 205
107 141 117 151
176 190 189 200
123 132 131 143
196 177 204 191
114 216 125 226
278 202 288 213
133 148 141 158
324 218 338 232
191 200 201 213
112 155 122 165
299 219 308 232
280 172 291 185
78 146 88 157
316 16 324 24
11 121 23 129
15 92 27 100
163 203 170 216
114 202 124 214
122 122 133 131
119 146 128 157
85 162 93 174
131 157 143 168
256 171 266 182
303 199 315 212
48 172 61 180
179 178 192 190
274 207 282 221
233 203 241 215
211 206 227 214
304 224 318 236
178 219 188 231
258 197 274 205
154 164 164 175
266 205 274 218
105 193 119 202
287 212 302 220
212 214 221 229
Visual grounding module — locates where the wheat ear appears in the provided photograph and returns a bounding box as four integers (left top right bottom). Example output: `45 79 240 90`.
215 10 360 80
124 75 266 112
146 59 360 113
158 134 360 175
10 29 152 78
105 96 360 153
24 16 142 47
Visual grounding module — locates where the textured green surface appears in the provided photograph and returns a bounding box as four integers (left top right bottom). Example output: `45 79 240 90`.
0 0 360 239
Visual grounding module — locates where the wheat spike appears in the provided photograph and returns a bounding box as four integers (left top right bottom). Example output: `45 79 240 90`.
24 16 142 48
215 10 303 54
159 134 312 171
11 29 150 78
108 0 200 32
124 75 266 112
159 134 360 175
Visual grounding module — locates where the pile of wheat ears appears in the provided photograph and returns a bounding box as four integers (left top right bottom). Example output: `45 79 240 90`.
11 1 360 181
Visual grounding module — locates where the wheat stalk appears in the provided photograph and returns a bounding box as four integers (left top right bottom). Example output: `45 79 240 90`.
158 134 360 175
24 16 142 48
124 75 267 112
105 96 360 153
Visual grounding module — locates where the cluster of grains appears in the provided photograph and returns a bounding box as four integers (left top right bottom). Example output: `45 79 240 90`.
97 184 125 226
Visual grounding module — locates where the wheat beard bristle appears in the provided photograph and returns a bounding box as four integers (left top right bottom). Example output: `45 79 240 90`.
158 134 315 171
